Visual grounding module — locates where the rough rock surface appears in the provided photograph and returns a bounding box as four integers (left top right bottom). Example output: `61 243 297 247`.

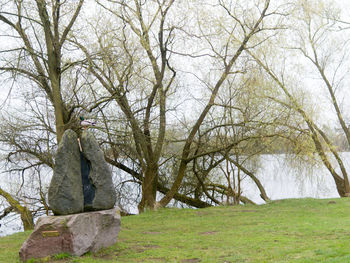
80 130 116 210
48 129 84 215
19 208 121 262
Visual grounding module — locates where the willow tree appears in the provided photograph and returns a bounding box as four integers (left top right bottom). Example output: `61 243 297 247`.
249 0 350 197
157 0 288 208
73 0 283 211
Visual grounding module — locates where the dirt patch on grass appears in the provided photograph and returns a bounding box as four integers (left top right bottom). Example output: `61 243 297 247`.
93 253 114 260
149 257 167 262
182 258 201 263
133 244 160 253
143 231 163 235
144 244 160 248
0 243 13 249
199 231 218 235
196 211 210 216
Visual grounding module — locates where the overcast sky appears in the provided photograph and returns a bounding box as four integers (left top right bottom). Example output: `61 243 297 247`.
1 0 350 125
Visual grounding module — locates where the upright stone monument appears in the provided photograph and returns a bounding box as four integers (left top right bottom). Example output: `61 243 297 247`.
19 129 120 262
80 131 116 211
47 130 84 215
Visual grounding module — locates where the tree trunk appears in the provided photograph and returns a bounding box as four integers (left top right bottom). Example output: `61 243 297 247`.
138 164 158 212
227 157 270 202
106 156 212 208
36 0 83 143
20 207 35 231
0 188 34 230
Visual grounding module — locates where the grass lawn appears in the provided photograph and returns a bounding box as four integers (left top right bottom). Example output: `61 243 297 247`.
1 198 350 262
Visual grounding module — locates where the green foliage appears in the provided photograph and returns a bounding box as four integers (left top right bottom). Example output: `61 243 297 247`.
2 199 350 262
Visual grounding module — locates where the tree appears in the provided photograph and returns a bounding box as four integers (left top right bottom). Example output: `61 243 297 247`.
248 0 350 197
73 0 177 211
0 0 85 143
72 0 285 211
0 0 86 228
179 65 306 205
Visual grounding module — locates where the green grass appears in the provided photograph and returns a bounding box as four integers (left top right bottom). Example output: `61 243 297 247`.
2 198 350 262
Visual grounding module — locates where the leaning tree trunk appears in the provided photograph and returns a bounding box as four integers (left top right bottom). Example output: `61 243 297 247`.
0 188 34 230
227 157 270 202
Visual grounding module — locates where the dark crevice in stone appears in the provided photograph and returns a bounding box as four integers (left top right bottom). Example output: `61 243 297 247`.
80 151 96 211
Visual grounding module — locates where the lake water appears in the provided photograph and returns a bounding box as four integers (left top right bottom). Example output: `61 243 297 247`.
241 154 342 203
0 153 347 237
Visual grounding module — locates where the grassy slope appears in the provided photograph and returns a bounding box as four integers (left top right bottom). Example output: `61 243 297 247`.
1 198 350 263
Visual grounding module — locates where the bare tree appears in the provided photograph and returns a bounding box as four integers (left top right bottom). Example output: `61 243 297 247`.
0 0 85 143
0 0 87 228
158 0 281 208
72 0 285 211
